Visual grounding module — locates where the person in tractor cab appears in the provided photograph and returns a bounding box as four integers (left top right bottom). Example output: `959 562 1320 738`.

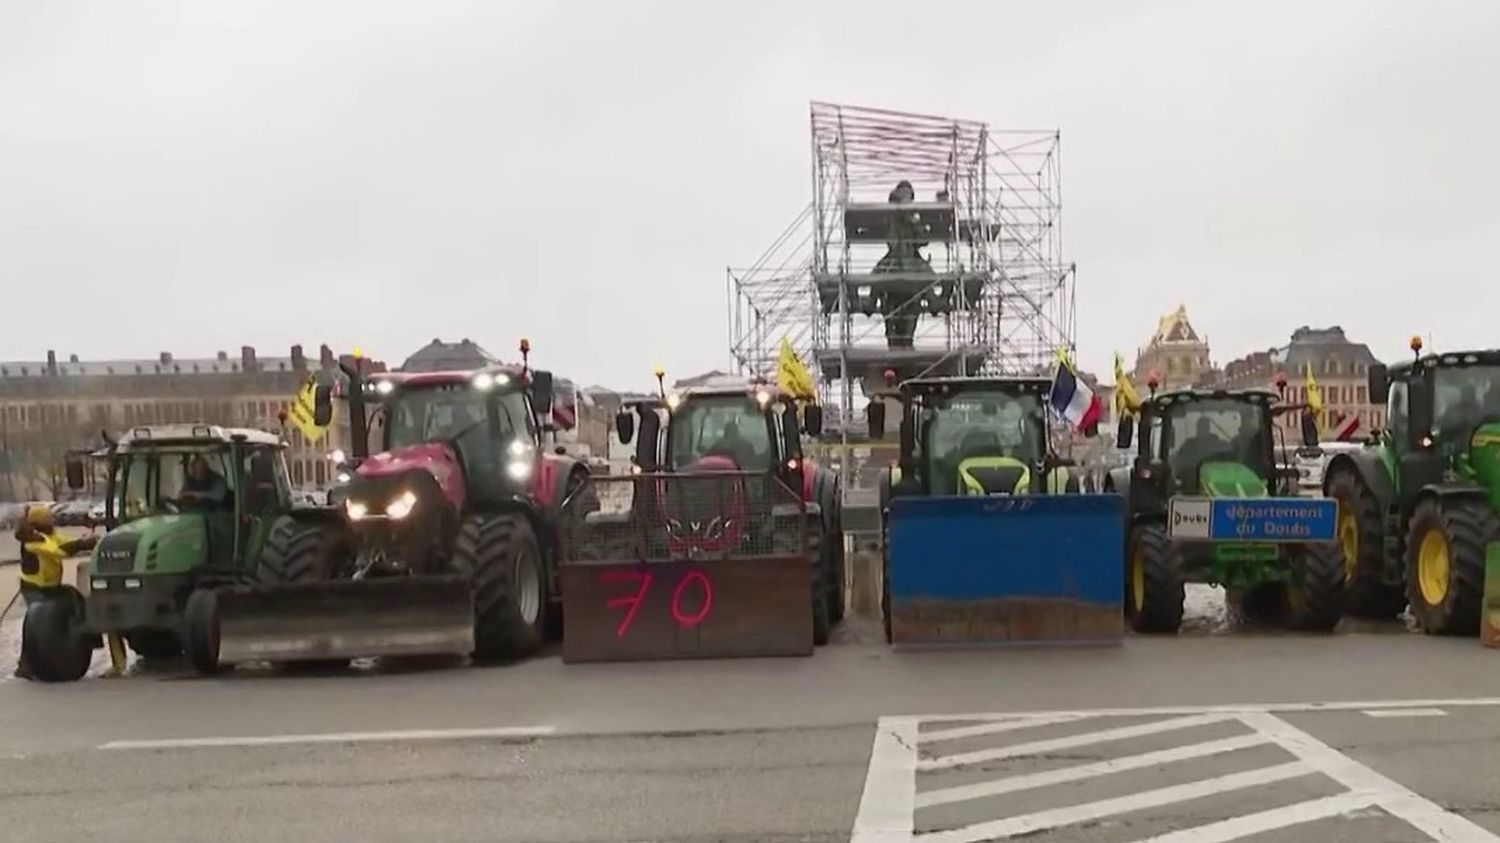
13 504 97 679
179 455 229 510
708 417 760 469
1170 416 1225 489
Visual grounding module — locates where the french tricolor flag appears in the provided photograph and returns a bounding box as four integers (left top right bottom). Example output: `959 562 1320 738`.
1049 355 1103 435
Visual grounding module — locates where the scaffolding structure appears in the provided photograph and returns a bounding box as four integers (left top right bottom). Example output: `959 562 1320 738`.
728 102 1076 436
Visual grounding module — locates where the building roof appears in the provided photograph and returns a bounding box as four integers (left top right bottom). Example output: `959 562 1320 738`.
1270 326 1379 371
1150 305 1204 345
0 345 355 379
399 339 499 373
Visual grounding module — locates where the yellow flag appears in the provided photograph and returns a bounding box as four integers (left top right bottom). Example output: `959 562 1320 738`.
1113 353 1142 417
776 337 817 401
287 373 328 443
1304 362 1325 436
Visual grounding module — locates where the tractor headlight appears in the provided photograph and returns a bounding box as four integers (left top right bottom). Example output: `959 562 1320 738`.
507 460 532 481
374 380 395 396
385 490 418 520
472 372 495 391
345 500 369 521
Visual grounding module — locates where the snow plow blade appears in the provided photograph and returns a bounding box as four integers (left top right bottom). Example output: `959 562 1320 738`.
886 494 1124 647
213 576 475 664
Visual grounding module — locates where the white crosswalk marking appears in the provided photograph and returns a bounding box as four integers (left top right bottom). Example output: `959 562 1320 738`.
853 703 1500 843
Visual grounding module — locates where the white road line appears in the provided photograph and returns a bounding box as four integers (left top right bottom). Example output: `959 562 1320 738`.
914 761 1312 843
918 713 1088 745
918 713 1235 772
915 733 1269 809
1238 711 1500 842
1363 708 1448 718
98 725 557 751
850 718 920 843
1126 792 1381 843
884 696 1500 725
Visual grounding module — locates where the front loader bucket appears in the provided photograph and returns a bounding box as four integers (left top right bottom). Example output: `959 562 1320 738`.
213 576 475 664
886 494 1124 647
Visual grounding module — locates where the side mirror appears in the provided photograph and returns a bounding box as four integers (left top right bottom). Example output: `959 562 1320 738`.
803 404 823 436
635 408 661 471
1368 364 1389 404
1300 412 1319 448
531 370 555 415
867 401 886 439
64 457 86 491
313 384 333 427
1116 416 1135 449
615 410 635 445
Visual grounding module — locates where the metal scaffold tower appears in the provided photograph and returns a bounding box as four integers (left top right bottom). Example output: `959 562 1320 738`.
728 102 1076 436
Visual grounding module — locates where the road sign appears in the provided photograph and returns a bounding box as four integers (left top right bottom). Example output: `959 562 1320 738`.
1168 496 1337 543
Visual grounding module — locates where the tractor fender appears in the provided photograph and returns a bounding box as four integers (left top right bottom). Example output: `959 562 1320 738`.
532 453 583 514
1323 451 1393 511
1414 483 1492 507
1105 466 1133 513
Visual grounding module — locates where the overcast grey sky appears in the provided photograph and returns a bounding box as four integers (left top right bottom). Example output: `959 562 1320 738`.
3 1 1497 388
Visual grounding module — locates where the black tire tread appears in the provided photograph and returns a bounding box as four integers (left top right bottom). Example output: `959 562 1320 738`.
1127 523 1184 634
1286 542 1346 631
182 588 223 675
258 517 338 585
454 513 546 661
1326 468 1405 618
1405 497 1499 636
22 593 93 682
810 526 831 646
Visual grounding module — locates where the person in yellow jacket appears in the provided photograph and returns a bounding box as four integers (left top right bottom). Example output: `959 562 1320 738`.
14 505 97 679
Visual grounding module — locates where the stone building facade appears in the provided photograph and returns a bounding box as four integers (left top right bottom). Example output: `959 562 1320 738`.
1132 305 1213 391
1212 326 1383 438
0 345 372 500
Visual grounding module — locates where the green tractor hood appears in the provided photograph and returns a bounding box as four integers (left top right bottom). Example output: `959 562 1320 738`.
1469 422 1500 512
1197 461 1269 498
90 514 210 577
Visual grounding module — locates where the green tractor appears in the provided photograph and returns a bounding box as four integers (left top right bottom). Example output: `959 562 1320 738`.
869 376 1083 642
1323 340 1500 634
22 425 347 681
1109 387 1345 633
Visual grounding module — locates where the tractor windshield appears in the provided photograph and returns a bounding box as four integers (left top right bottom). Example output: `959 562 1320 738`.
667 396 771 471
385 385 492 450
1163 398 1270 491
923 390 1042 494
1434 365 1500 441
115 446 236 522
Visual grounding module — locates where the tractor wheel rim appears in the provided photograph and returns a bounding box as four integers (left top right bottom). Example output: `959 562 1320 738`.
513 546 542 625
1417 527 1451 606
1130 547 1146 612
1337 509 1359 581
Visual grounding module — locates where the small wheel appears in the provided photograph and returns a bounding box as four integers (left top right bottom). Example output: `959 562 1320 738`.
1125 522 1184 633
182 589 225 675
22 591 94 682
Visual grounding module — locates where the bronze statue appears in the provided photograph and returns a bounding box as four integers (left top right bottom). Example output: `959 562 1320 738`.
871 180 934 349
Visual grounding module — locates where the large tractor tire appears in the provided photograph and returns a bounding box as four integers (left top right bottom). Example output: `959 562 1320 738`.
1284 542 1346 632
258 516 343 585
825 519 846 627
1405 497 1498 635
258 517 351 671
1125 522 1183 633
810 526 832 646
1325 467 1405 618
125 629 181 660
21 589 94 683
182 588 224 675
455 513 548 661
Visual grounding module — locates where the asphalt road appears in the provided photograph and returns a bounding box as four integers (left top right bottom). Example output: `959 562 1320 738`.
2 593 1499 842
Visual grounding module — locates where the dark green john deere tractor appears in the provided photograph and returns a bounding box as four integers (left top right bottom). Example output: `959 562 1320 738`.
1323 341 1500 634
1109 387 1345 633
22 425 347 681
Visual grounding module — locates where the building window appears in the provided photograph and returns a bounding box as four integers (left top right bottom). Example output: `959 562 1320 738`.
314 461 327 486
292 460 305 486
1356 385 1367 403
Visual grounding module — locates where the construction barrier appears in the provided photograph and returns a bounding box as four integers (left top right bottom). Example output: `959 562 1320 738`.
559 472 814 663
886 494 1125 646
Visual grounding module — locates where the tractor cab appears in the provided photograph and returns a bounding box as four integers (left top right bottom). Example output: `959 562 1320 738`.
616 377 822 493
90 425 292 581
1120 390 1284 498
1368 347 1500 492
871 377 1072 497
